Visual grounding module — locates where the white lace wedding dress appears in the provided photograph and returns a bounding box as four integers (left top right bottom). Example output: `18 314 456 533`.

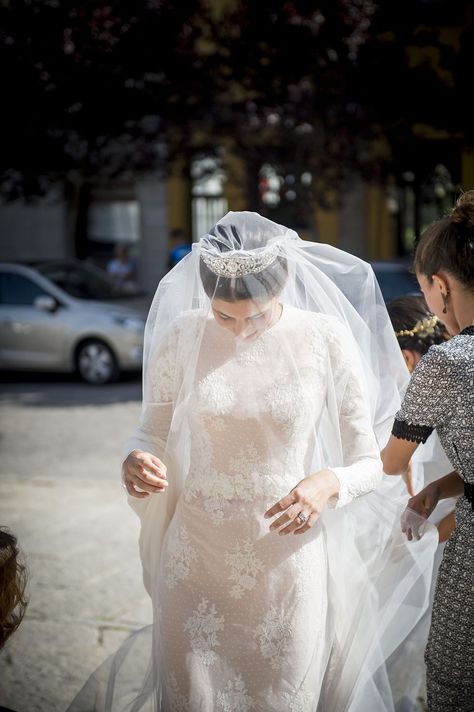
139 305 382 711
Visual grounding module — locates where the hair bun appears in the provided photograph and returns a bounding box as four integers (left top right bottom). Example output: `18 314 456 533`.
451 190 474 230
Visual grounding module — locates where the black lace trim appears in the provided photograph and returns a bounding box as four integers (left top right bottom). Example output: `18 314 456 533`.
392 418 433 444
460 325 474 336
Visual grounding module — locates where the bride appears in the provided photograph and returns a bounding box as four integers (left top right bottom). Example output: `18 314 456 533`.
72 212 437 711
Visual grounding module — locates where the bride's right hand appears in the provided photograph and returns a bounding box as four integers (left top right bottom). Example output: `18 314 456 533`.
122 449 168 498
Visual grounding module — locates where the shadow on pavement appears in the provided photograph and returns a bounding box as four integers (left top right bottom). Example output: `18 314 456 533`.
0 371 142 407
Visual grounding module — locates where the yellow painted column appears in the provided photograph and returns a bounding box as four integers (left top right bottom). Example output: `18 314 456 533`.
367 184 397 259
167 160 192 238
314 202 338 246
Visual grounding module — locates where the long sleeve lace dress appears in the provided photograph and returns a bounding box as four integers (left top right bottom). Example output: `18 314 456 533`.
132 305 383 711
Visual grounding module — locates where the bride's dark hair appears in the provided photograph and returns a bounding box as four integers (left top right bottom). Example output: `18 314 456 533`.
413 191 474 289
200 222 288 301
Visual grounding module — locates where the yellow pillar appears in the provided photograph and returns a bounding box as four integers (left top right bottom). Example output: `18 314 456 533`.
367 184 397 259
167 160 192 238
314 202 338 246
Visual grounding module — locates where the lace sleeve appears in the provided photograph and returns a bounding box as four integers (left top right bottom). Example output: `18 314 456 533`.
123 324 179 460
392 346 449 444
324 319 383 508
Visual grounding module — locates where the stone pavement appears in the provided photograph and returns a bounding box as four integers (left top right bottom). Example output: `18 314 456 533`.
0 377 152 712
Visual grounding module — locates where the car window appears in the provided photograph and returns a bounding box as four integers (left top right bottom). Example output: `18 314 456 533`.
38 263 139 300
0 272 46 306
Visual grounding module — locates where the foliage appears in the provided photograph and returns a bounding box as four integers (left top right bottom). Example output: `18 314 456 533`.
0 0 470 217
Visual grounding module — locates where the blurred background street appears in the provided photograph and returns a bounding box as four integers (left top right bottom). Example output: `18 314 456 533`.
0 375 151 711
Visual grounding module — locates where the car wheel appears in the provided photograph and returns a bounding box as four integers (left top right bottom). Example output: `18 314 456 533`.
76 340 119 384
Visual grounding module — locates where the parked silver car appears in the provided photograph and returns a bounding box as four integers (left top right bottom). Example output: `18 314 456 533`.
0 260 147 384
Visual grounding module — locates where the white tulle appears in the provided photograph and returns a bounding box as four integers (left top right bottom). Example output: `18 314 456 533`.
68 212 438 712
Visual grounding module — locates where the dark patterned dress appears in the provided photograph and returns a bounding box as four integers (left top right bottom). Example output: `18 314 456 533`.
393 325 474 712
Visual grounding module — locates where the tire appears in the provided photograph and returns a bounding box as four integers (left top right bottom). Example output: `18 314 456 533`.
76 339 119 385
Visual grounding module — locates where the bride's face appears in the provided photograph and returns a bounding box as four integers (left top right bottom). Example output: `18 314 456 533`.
211 297 280 341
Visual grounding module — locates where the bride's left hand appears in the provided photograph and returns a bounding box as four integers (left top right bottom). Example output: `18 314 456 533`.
264 469 340 536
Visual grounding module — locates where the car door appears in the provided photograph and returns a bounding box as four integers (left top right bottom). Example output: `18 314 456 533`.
0 271 67 369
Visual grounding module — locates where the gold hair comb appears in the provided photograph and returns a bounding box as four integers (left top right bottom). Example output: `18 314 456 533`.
396 315 439 338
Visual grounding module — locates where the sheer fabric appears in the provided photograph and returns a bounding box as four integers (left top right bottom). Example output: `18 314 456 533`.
69 212 437 712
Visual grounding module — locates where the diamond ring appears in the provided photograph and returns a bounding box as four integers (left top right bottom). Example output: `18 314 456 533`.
297 512 308 524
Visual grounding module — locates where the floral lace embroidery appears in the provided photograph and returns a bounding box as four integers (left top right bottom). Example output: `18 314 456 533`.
216 675 254 711
283 686 315 712
291 539 325 602
197 370 236 415
149 334 177 402
184 598 225 666
263 379 305 432
185 443 279 525
254 605 293 670
225 540 264 600
167 672 188 712
188 427 213 474
235 338 266 366
165 525 198 589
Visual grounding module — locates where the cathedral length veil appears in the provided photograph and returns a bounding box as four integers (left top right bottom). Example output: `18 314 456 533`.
68 212 437 712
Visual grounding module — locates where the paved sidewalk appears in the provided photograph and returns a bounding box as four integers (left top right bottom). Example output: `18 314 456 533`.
0 379 151 712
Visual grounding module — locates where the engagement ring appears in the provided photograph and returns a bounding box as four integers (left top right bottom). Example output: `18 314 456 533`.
297 512 308 524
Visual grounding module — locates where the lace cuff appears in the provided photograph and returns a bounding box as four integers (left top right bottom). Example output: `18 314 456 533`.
327 467 352 509
392 418 433 444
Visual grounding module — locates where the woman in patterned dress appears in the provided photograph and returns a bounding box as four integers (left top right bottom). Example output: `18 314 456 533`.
72 212 436 712
382 191 474 711
386 296 456 711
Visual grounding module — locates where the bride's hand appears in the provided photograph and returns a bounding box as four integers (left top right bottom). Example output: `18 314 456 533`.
264 469 340 536
122 449 168 499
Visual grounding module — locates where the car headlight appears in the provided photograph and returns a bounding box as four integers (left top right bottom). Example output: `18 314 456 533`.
114 315 146 333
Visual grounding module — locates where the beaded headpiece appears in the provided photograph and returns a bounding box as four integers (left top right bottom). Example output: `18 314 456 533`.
396 314 439 339
200 243 280 278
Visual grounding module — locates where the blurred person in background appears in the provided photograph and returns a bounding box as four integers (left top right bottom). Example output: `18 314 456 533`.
387 295 456 712
382 191 474 712
107 244 136 285
168 228 192 270
0 528 27 712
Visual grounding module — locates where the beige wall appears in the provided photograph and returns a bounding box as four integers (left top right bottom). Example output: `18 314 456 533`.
0 187 69 262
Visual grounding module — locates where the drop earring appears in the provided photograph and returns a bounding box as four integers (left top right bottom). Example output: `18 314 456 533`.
442 291 449 314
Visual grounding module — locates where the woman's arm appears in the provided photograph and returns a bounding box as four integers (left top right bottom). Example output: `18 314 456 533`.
264 320 381 535
437 511 456 543
382 348 450 486
401 471 463 540
430 471 465 500
122 323 180 498
381 435 419 476
325 325 384 508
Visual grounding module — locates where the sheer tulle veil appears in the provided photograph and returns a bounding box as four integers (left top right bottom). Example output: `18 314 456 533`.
68 212 437 712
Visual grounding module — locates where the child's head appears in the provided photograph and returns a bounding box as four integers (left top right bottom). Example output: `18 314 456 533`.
0 528 27 649
387 295 448 373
